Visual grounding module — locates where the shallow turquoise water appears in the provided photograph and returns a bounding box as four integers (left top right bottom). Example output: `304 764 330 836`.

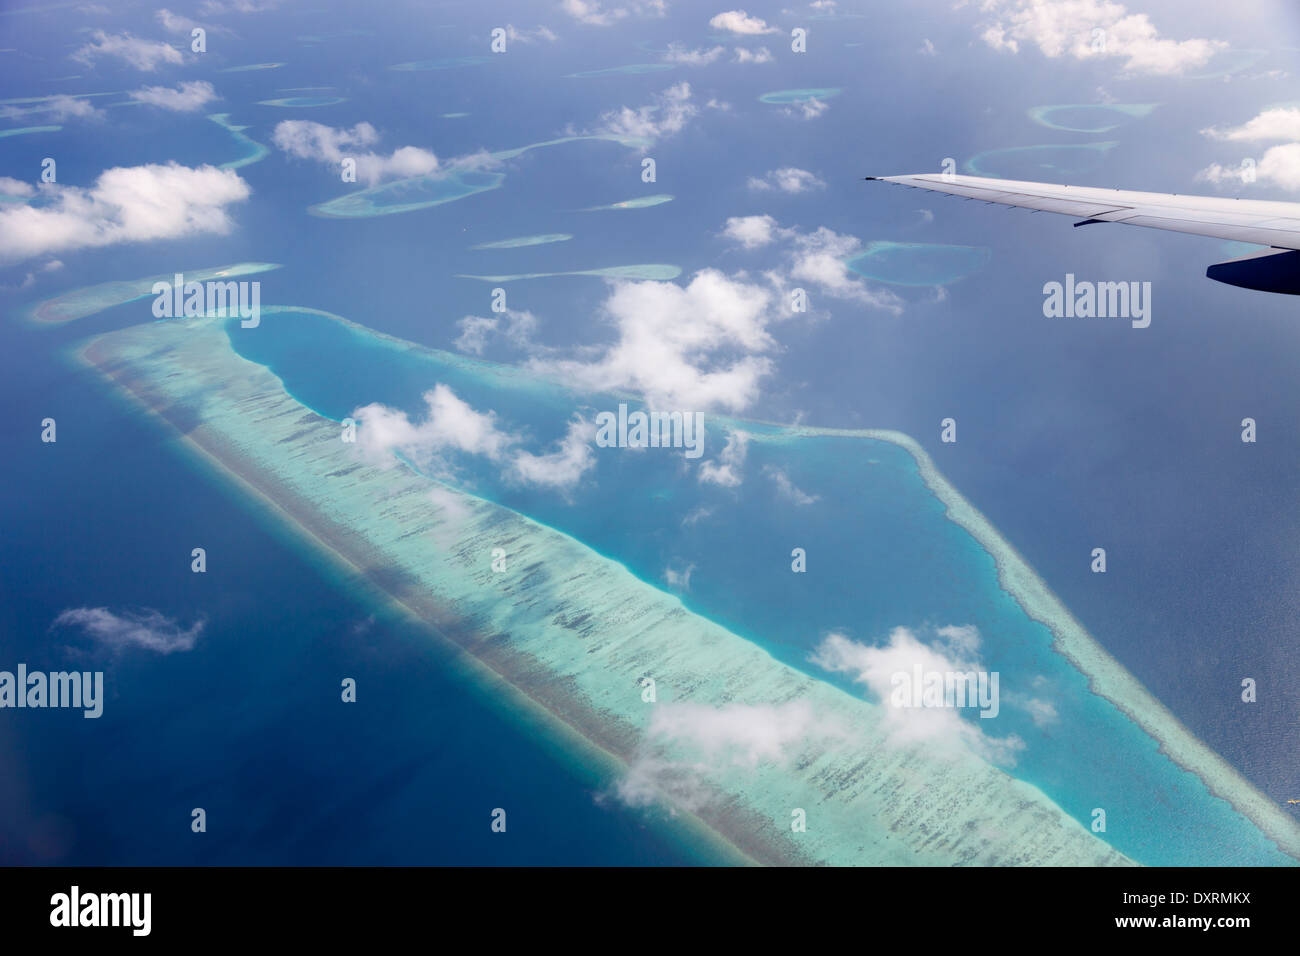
846 241 991 286
223 307 1295 866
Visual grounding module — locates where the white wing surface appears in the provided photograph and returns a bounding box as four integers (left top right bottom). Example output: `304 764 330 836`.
866 173 1300 294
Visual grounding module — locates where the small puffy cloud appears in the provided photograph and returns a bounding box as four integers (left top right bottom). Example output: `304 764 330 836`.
131 80 218 111
663 562 695 590
1202 107 1300 143
528 269 776 412
156 8 205 33
681 505 713 526
763 465 817 504
0 177 36 198
699 429 749 487
787 225 900 309
453 308 538 355
353 383 514 471
747 167 825 193
721 213 787 248
561 0 664 25
662 43 725 65
811 627 1025 765
0 162 250 262
53 607 204 654
977 0 1225 76
505 23 558 43
732 45 773 63
1021 697 1059 728
709 9 777 34
1197 108 1300 191
614 699 847 811
43 95 99 120
786 96 828 119
722 216 904 312
272 120 439 186
1 257 64 292
73 31 184 71
1199 144 1300 191
509 417 597 490
919 37 936 56
589 82 698 146
199 0 272 11
353 385 595 491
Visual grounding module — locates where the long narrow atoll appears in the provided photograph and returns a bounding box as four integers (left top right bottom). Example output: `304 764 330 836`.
845 241 990 286
454 265 682 281
208 113 270 170
582 194 673 211
76 309 1143 867
25 262 281 325
308 134 650 219
470 233 572 250
746 426 1300 861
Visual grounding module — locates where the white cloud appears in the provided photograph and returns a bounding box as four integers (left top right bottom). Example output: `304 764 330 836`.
43 95 99 120
977 0 1225 76
614 700 846 811
785 96 828 119
1198 107 1300 191
561 0 664 26
156 9 205 33
728 218 899 309
662 43 726 65
811 627 1025 765
787 225 901 309
73 31 184 71
919 37 936 56
732 45 773 63
199 0 272 12
681 505 714 526
528 269 776 413
131 80 218 112
453 309 539 355
1202 107 1300 143
0 162 250 262
505 23 559 43
272 120 440 186
763 465 817 504
353 384 514 472
589 82 698 146
353 385 595 491
721 213 787 248
510 417 597 490
1199 144 1300 191
53 607 204 654
1 257 64 292
722 216 904 311
0 177 36 198
747 167 825 193
709 9 778 34
663 562 695 590
699 429 749 486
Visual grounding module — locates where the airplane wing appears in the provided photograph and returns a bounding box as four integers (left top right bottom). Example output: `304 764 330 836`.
865 173 1300 293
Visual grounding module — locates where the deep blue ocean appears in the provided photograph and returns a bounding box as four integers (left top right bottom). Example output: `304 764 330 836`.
1 0 1297 863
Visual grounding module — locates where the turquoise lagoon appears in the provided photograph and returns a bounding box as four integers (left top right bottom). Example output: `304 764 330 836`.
193 305 1300 867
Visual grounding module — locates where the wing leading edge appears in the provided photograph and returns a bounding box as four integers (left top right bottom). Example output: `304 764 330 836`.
865 173 1300 250
866 173 1300 294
